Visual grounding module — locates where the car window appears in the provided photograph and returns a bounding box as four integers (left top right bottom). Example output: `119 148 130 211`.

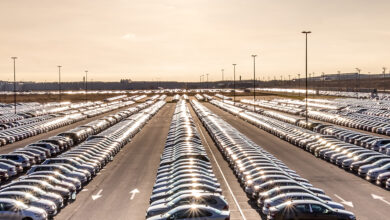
311 204 327 213
0 202 14 211
174 209 190 219
295 204 310 213
204 198 218 204
177 200 191 206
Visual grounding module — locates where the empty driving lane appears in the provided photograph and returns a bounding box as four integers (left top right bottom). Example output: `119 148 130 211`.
55 103 175 220
187 103 262 220
0 104 138 155
204 102 390 220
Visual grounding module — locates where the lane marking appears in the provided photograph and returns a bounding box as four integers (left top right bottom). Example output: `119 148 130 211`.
334 194 354 208
91 189 103 200
196 121 247 220
130 188 140 200
372 194 390 206
81 189 88 192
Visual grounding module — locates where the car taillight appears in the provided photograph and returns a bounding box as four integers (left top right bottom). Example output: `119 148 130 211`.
223 205 229 210
224 217 230 220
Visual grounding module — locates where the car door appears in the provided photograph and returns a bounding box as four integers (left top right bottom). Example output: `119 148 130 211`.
310 204 336 220
291 204 313 220
0 202 19 220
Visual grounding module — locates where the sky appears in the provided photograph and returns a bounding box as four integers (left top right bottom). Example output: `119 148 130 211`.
0 0 389 82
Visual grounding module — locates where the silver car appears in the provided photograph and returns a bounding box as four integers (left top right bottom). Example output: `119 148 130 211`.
0 198 48 220
0 191 57 217
146 204 229 220
146 192 228 217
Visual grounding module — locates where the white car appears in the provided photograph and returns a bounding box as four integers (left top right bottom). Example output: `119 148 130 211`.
0 198 48 220
0 191 57 217
147 204 229 220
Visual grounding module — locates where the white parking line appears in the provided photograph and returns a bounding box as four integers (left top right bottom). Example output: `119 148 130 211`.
197 121 248 220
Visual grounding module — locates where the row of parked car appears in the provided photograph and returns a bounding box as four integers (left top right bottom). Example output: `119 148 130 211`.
242 98 390 136
191 100 356 220
146 100 229 220
195 94 204 101
0 98 142 147
276 98 390 135
307 110 390 135
241 99 303 115
210 100 390 190
0 99 165 219
256 88 390 99
0 102 67 123
238 100 390 156
215 94 232 101
0 115 55 130
318 126 390 155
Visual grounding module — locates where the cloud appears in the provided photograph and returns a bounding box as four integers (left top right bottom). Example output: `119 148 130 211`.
121 33 136 40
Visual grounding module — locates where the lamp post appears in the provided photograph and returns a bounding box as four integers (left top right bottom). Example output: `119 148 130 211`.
355 68 361 99
221 69 224 82
58 66 62 102
383 67 387 93
85 70 88 103
302 30 311 125
251 54 257 112
233 64 236 105
11 57 17 114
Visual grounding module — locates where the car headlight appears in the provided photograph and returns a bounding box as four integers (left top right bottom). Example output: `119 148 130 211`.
247 180 253 186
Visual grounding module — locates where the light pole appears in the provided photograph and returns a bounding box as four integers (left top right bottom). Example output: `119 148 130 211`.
233 64 236 105
383 67 387 92
11 57 17 114
58 66 62 102
251 54 257 112
85 70 88 103
199 75 202 89
322 72 325 90
221 69 224 82
355 68 361 99
302 30 311 125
